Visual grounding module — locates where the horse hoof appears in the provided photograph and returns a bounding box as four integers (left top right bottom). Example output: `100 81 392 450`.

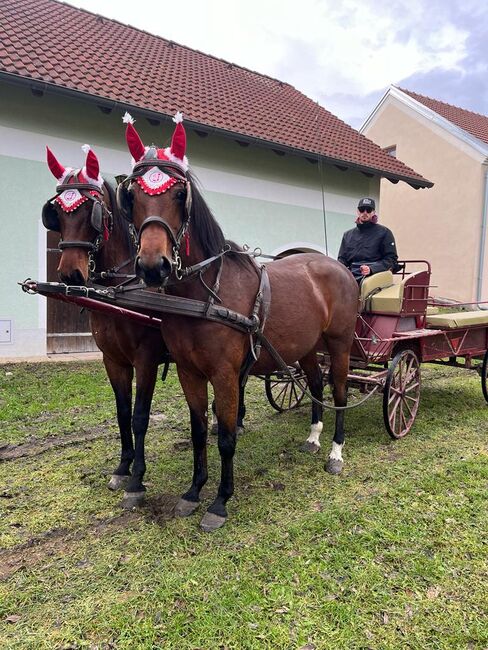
107 474 130 491
200 511 227 532
301 441 320 454
325 458 343 475
174 498 200 517
121 491 146 509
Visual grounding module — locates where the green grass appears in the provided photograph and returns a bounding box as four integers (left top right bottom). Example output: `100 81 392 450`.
0 361 487 649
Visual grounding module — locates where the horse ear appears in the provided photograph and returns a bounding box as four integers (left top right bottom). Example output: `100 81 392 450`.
84 146 100 180
123 112 145 162
170 112 186 161
46 146 65 179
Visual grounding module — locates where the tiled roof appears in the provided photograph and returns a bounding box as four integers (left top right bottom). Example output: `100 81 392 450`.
0 0 431 188
399 87 488 147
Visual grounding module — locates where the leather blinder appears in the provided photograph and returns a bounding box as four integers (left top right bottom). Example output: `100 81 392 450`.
41 202 60 232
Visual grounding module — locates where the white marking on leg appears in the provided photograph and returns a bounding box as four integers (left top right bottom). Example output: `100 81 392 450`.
329 441 344 461
306 421 323 447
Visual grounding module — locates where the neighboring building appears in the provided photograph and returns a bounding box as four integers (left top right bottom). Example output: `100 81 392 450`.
0 0 430 358
361 85 488 304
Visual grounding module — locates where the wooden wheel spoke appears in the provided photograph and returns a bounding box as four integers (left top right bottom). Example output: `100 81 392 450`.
390 393 403 418
404 380 420 394
402 396 414 419
388 387 402 404
274 382 288 405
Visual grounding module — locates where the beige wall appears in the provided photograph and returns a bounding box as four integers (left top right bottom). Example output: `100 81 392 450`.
364 100 486 303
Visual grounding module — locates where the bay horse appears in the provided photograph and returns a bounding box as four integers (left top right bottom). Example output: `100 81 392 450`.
118 113 359 531
43 145 166 507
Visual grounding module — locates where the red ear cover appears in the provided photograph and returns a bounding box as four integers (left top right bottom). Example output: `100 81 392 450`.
170 121 186 160
126 123 146 161
46 146 65 179
85 148 100 180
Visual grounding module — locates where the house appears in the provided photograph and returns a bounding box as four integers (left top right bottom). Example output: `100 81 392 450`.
361 85 488 304
0 0 431 358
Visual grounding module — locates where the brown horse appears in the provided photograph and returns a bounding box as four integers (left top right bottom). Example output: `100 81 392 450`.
43 146 166 507
118 114 359 531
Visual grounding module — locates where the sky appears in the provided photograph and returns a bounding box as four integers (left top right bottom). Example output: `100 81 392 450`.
70 0 488 128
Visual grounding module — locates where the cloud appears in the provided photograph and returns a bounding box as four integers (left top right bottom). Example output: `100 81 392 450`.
70 0 486 125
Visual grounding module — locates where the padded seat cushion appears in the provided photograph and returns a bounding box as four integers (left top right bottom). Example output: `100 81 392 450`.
370 283 404 314
360 270 394 300
426 310 488 329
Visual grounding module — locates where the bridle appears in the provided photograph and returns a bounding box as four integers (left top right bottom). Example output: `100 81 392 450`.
118 155 193 279
42 171 114 276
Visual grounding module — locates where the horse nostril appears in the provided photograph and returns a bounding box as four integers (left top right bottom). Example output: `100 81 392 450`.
59 270 86 286
160 256 172 277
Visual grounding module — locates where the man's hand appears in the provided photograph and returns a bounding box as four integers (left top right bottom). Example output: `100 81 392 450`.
360 264 371 276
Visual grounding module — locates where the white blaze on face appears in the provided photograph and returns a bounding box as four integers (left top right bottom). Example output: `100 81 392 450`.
329 441 344 461
306 421 323 446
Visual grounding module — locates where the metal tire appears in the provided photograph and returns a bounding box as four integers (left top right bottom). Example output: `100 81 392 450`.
264 367 307 412
383 349 421 439
482 350 488 403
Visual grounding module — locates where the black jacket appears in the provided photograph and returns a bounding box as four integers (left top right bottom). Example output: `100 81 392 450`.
338 221 398 279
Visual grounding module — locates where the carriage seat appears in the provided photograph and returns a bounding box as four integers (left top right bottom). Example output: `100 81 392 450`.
360 271 394 311
426 310 488 329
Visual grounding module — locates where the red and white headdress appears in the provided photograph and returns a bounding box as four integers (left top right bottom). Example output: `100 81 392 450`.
122 111 189 195
46 145 103 212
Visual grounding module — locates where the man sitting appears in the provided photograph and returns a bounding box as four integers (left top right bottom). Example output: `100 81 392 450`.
338 197 399 282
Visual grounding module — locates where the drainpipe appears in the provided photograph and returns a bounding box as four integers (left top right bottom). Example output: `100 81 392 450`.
477 163 488 306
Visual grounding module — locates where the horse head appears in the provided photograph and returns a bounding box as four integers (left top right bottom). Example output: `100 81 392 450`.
43 146 113 285
118 112 196 287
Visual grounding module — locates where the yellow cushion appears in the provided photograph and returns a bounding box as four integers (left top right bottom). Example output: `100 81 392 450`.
426 310 488 328
370 283 404 314
360 270 394 301
426 306 439 315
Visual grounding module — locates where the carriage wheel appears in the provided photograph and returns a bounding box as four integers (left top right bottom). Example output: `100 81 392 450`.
264 366 307 412
383 349 421 439
482 350 488 403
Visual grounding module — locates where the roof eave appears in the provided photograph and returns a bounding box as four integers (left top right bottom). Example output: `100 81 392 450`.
0 71 432 188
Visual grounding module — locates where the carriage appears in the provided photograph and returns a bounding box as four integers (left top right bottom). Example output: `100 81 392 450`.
263 259 488 437
23 256 488 440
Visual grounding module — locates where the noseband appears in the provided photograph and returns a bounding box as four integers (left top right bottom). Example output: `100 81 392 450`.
120 157 193 276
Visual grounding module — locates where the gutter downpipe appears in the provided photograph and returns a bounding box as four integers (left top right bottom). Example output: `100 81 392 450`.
477 163 488 306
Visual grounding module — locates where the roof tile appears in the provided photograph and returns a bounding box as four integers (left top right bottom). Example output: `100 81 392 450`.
0 0 431 187
399 87 488 147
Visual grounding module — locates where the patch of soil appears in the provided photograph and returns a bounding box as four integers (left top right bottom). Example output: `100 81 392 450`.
0 511 140 581
0 427 110 462
142 493 179 525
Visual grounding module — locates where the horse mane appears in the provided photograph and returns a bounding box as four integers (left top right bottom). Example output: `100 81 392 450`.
103 178 136 258
186 170 257 271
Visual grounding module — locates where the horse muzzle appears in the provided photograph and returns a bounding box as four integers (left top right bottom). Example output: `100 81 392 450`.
135 254 173 287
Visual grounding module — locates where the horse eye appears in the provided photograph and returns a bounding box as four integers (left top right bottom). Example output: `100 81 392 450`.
175 190 187 202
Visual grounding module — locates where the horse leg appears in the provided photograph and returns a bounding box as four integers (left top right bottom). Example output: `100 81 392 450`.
121 363 158 508
237 378 246 435
174 369 209 518
299 351 324 454
211 381 245 435
200 368 239 532
324 337 350 475
103 357 134 491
